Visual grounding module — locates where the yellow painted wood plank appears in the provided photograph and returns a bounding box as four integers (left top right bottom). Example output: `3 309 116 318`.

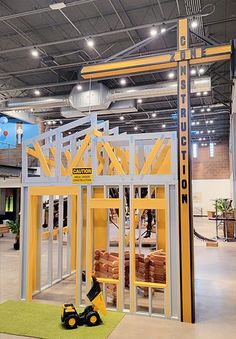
33 143 52 176
89 198 120 209
132 198 166 210
29 186 78 196
140 138 164 175
68 133 91 173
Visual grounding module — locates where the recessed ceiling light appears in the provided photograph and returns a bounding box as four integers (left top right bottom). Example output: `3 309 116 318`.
59 120 63 125
199 138 202 141
203 91 208 96
120 116 124 121
152 113 157 117
196 121 200 125
201 108 205 112
134 126 138 130
206 120 209 124
190 68 197 76
206 107 211 112
212 130 215 133
168 71 175 79
137 98 142 103
210 120 213 124
196 92 201 96
87 37 94 48
162 124 166 128
203 137 206 141
199 67 205 74
191 109 195 113
150 27 158 36
191 19 198 29
52 121 57 125
207 130 211 133
31 48 39 58
120 78 127 86
68 131 72 135
196 131 199 135
34 89 40 96
47 121 52 125
192 122 196 126
200 130 203 134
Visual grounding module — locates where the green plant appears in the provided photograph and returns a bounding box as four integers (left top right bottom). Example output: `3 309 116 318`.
7 220 20 236
214 199 233 215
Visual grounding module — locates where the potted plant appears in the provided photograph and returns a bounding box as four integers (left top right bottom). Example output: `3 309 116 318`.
7 220 20 250
214 199 235 239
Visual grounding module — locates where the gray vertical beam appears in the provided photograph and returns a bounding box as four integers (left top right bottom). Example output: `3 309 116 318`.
67 195 72 275
48 195 54 285
58 195 64 280
36 196 42 291
20 186 29 300
77 187 83 306
119 184 125 311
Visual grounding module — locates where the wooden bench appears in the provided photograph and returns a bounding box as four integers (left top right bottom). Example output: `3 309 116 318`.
0 224 9 237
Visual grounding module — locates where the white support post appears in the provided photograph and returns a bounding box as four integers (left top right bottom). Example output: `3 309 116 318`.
48 195 54 285
20 186 29 300
67 196 72 275
58 195 64 280
77 187 83 306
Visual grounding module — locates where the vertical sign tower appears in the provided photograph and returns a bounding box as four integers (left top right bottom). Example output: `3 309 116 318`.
177 18 195 323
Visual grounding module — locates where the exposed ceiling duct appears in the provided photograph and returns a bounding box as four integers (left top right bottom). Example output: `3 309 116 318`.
61 100 138 118
1 78 211 118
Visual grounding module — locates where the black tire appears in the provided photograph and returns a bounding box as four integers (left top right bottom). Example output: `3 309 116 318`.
64 315 78 329
86 311 101 327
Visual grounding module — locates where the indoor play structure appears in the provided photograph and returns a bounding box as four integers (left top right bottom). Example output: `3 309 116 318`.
19 18 233 324
20 112 180 320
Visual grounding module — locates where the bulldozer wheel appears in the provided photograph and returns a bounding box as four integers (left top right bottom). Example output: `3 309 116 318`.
64 315 78 329
86 311 100 326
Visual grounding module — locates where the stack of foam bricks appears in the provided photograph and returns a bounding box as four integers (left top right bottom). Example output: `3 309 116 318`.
94 249 166 301
148 250 166 285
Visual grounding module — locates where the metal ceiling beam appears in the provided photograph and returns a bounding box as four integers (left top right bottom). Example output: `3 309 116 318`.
0 0 96 21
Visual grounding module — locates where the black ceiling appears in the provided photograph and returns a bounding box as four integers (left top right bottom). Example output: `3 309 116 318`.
0 0 235 144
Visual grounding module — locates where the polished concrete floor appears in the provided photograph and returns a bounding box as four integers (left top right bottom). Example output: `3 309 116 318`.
0 218 236 339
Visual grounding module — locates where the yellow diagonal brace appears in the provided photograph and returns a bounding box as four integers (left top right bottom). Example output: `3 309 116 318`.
140 138 164 175
26 147 53 167
93 129 125 175
33 142 52 176
68 133 91 173
50 147 67 176
64 150 72 163
115 147 129 174
97 144 104 175
152 143 171 174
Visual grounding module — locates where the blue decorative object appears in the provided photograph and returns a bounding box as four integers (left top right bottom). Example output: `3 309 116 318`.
0 116 8 124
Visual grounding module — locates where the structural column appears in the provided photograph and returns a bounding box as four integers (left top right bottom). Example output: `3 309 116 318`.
177 18 195 323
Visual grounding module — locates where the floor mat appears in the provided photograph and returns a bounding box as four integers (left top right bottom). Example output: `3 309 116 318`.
0 300 124 339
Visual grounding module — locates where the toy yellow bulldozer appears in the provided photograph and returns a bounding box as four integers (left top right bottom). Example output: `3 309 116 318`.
61 275 107 329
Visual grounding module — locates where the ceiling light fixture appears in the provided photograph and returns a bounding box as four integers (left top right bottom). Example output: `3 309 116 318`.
150 26 158 36
200 108 205 112
87 37 94 48
191 109 195 113
206 107 211 112
49 2 66 10
34 89 40 96
120 78 127 86
210 120 213 124
190 68 197 76
196 92 201 96
196 121 200 125
31 48 39 58
134 126 138 131
191 19 198 29
168 71 175 79
192 122 196 126
76 84 82 90
120 116 124 121
199 67 205 74
137 98 142 103
162 124 166 128
152 113 157 118
160 24 166 34
203 91 208 96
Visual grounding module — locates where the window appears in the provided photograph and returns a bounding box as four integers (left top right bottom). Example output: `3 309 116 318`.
210 142 214 158
193 143 198 158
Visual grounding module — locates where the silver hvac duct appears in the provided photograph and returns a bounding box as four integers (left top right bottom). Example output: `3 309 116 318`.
1 77 211 113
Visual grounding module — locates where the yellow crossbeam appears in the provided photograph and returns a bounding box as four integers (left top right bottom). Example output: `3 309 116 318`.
151 142 171 174
81 44 231 79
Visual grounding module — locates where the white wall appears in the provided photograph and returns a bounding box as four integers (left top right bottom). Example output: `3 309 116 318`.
192 179 231 215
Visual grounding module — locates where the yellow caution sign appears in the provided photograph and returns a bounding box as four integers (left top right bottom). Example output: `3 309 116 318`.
72 167 93 184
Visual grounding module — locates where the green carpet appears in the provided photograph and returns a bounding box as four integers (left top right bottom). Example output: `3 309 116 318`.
0 300 124 339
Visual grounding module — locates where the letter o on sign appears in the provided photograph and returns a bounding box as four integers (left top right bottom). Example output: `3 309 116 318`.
182 179 187 189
